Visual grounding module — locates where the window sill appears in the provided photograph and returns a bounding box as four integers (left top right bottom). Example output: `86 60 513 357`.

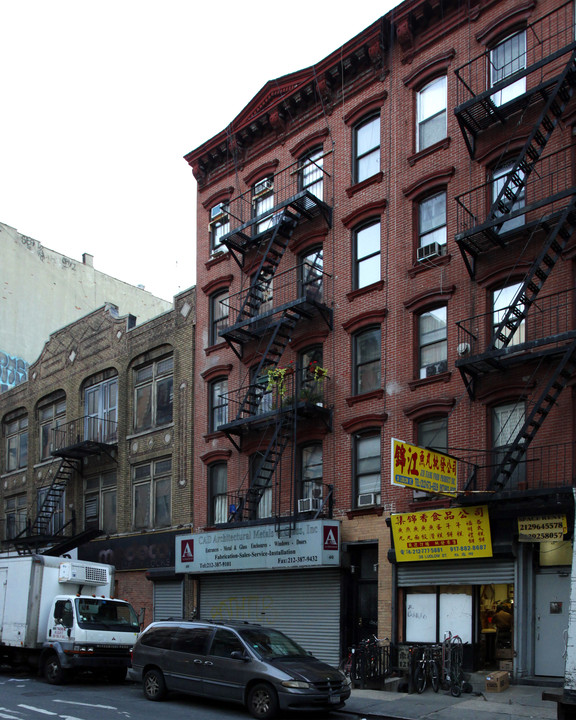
126 423 175 442
408 251 451 278
0 468 27 481
408 371 451 390
408 136 451 167
346 280 385 303
205 341 228 356
203 431 227 442
347 505 384 519
206 251 230 269
345 172 384 198
346 388 384 407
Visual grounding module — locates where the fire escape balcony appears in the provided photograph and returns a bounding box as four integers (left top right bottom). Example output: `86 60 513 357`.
455 144 576 277
454 1 576 158
52 416 118 460
219 159 332 267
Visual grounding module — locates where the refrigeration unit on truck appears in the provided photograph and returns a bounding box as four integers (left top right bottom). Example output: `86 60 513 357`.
0 554 140 684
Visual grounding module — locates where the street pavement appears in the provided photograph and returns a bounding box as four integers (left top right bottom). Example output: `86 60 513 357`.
341 673 563 719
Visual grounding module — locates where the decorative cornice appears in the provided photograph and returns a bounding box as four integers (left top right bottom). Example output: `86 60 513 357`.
201 187 235 210
476 0 536 45
200 449 232 465
243 159 280 186
404 285 456 312
402 49 456 89
201 274 233 296
341 412 388 433
342 308 388 334
343 90 388 126
200 364 233 381
289 128 330 158
403 396 456 420
403 167 455 200
341 199 388 229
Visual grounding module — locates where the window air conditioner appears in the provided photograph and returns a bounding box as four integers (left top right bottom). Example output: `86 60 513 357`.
210 203 228 223
417 241 442 262
425 359 448 377
357 492 377 507
298 497 321 513
253 178 273 197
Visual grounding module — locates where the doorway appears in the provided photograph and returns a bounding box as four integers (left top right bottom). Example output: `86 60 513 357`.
535 571 570 677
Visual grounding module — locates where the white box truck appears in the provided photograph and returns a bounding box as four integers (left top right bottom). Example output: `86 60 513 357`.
0 554 140 684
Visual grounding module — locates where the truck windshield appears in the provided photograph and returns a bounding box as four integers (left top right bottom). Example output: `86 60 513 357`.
75 598 140 631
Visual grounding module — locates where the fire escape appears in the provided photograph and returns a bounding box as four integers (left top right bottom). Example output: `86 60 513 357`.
216 158 333 531
7 417 117 555
453 2 576 495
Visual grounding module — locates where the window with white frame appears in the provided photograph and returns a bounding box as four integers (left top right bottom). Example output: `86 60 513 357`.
353 326 381 395
414 417 448 500
300 247 324 302
133 458 172 530
354 115 380 183
210 202 230 254
300 443 323 504
418 192 447 254
490 31 526 106
209 463 228 525
354 221 381 290
84 376 118 443
417 76 447 151
209 377 228 432
210 290 229 345
134 356 173 432
299 345 324 403
419 307 447 379
5 414 28 472
85 471 117 534
38 397 66 461
253 177 276 233
4 493 27 540
299 147 324 200
354 431 381 507
492 402 526 487
493 283 525 347
492 163 525 233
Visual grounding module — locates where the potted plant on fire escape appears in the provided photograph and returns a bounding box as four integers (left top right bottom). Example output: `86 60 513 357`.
300 360 329 406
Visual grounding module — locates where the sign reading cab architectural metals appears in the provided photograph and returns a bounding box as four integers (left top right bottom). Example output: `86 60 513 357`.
518 514 567 542
176 519 340 574
391 438 458 497
391 505 492 562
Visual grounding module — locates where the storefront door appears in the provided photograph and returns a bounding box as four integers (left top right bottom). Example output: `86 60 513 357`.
535 571 570 677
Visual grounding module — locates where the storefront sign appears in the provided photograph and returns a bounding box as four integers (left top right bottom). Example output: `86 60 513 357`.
175 519 340 574
391 505 492 562
391 438 458 497
518 514 567 542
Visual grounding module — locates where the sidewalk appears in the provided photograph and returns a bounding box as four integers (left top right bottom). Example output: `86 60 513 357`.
342 673 561 719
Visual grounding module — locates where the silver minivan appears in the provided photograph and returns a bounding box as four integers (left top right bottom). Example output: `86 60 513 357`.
129 619 351 719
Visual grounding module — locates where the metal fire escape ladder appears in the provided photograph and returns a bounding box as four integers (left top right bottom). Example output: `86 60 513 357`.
490 337 576 491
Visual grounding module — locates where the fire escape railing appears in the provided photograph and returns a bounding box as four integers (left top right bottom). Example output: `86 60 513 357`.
52 416 118 455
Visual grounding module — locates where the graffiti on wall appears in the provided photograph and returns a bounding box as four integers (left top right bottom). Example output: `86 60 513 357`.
0 351 29 392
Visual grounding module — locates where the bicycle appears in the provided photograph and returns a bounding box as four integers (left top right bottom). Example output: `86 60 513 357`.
414 645 441 693
441 631 469 697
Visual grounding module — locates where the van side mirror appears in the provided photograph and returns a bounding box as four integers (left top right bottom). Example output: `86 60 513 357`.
231 651 251 662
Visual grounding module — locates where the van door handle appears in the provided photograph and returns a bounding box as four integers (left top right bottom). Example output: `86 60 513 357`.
194 659 203 664
204 661 213 666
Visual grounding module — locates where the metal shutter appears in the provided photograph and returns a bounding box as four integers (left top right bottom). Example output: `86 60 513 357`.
200 569 341 666
153 579 183 621
397 560 514 586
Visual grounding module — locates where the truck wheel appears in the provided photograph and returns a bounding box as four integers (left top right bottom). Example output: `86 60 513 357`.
44 654 68 685
247 682 279 719
143 668 167 701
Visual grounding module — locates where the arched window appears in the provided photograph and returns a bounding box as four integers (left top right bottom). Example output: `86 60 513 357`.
416 76 447 151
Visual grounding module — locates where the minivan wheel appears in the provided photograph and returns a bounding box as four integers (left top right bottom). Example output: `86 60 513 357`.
143 668 167 701
247 682 279 720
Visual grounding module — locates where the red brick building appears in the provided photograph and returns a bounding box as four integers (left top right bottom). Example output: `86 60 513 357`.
184 0 575 679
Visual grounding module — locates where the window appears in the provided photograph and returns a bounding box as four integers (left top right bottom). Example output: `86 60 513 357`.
354 221 381 290
250 452 272 519
492 163 525 233
85 471 117 534
418 192 447 254
300 247 324 302
414 418 448 500
4 493 27 540
251 272 273 315
300 443 323 503
299 345 324 403
253 177 276 234
39 397 66 461
133 458 172 529
417 76 447 151
353 327 381 395
210 202 229 254
209 377 228 432
299 147 324 200
354 115 380 183
37 485 65 535
134 356 173 432
354 432 381 507
209 463 228 525
5 415 28 471
490 31 526 106
419 307 447 378
492 402 526 487
85 377 118 443
210 290 229 345
252 365 274 414
493 283 525 347
209 628 245 658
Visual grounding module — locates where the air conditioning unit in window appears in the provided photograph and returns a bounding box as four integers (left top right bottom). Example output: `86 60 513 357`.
253 178 273 197
210 203 228 223
357 492 377 507
425 359 448 377
417 241 442 262
298 497 322 513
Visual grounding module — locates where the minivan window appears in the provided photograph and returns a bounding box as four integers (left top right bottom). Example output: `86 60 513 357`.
239 627 308 659
140 626 174 649
209 628 245 658
172 627 211 654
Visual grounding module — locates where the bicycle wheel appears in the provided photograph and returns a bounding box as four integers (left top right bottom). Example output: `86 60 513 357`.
415 663 427 693
430 660 440 692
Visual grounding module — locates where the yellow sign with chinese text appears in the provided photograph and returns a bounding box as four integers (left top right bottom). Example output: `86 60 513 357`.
391 505 493 562
391 438 458 497
518 515 567 542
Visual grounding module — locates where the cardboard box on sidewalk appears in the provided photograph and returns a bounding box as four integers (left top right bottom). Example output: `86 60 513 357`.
486 670 510 693
499 660 513 673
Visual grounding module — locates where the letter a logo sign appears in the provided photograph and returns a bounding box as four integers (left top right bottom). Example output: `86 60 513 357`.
323 525 339 551
181 539 194 563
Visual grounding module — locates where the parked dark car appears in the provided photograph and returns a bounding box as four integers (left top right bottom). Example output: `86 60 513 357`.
128 619 351 719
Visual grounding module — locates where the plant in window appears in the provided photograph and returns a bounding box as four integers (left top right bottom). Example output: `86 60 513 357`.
308 361 329 383
266 362 295 398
